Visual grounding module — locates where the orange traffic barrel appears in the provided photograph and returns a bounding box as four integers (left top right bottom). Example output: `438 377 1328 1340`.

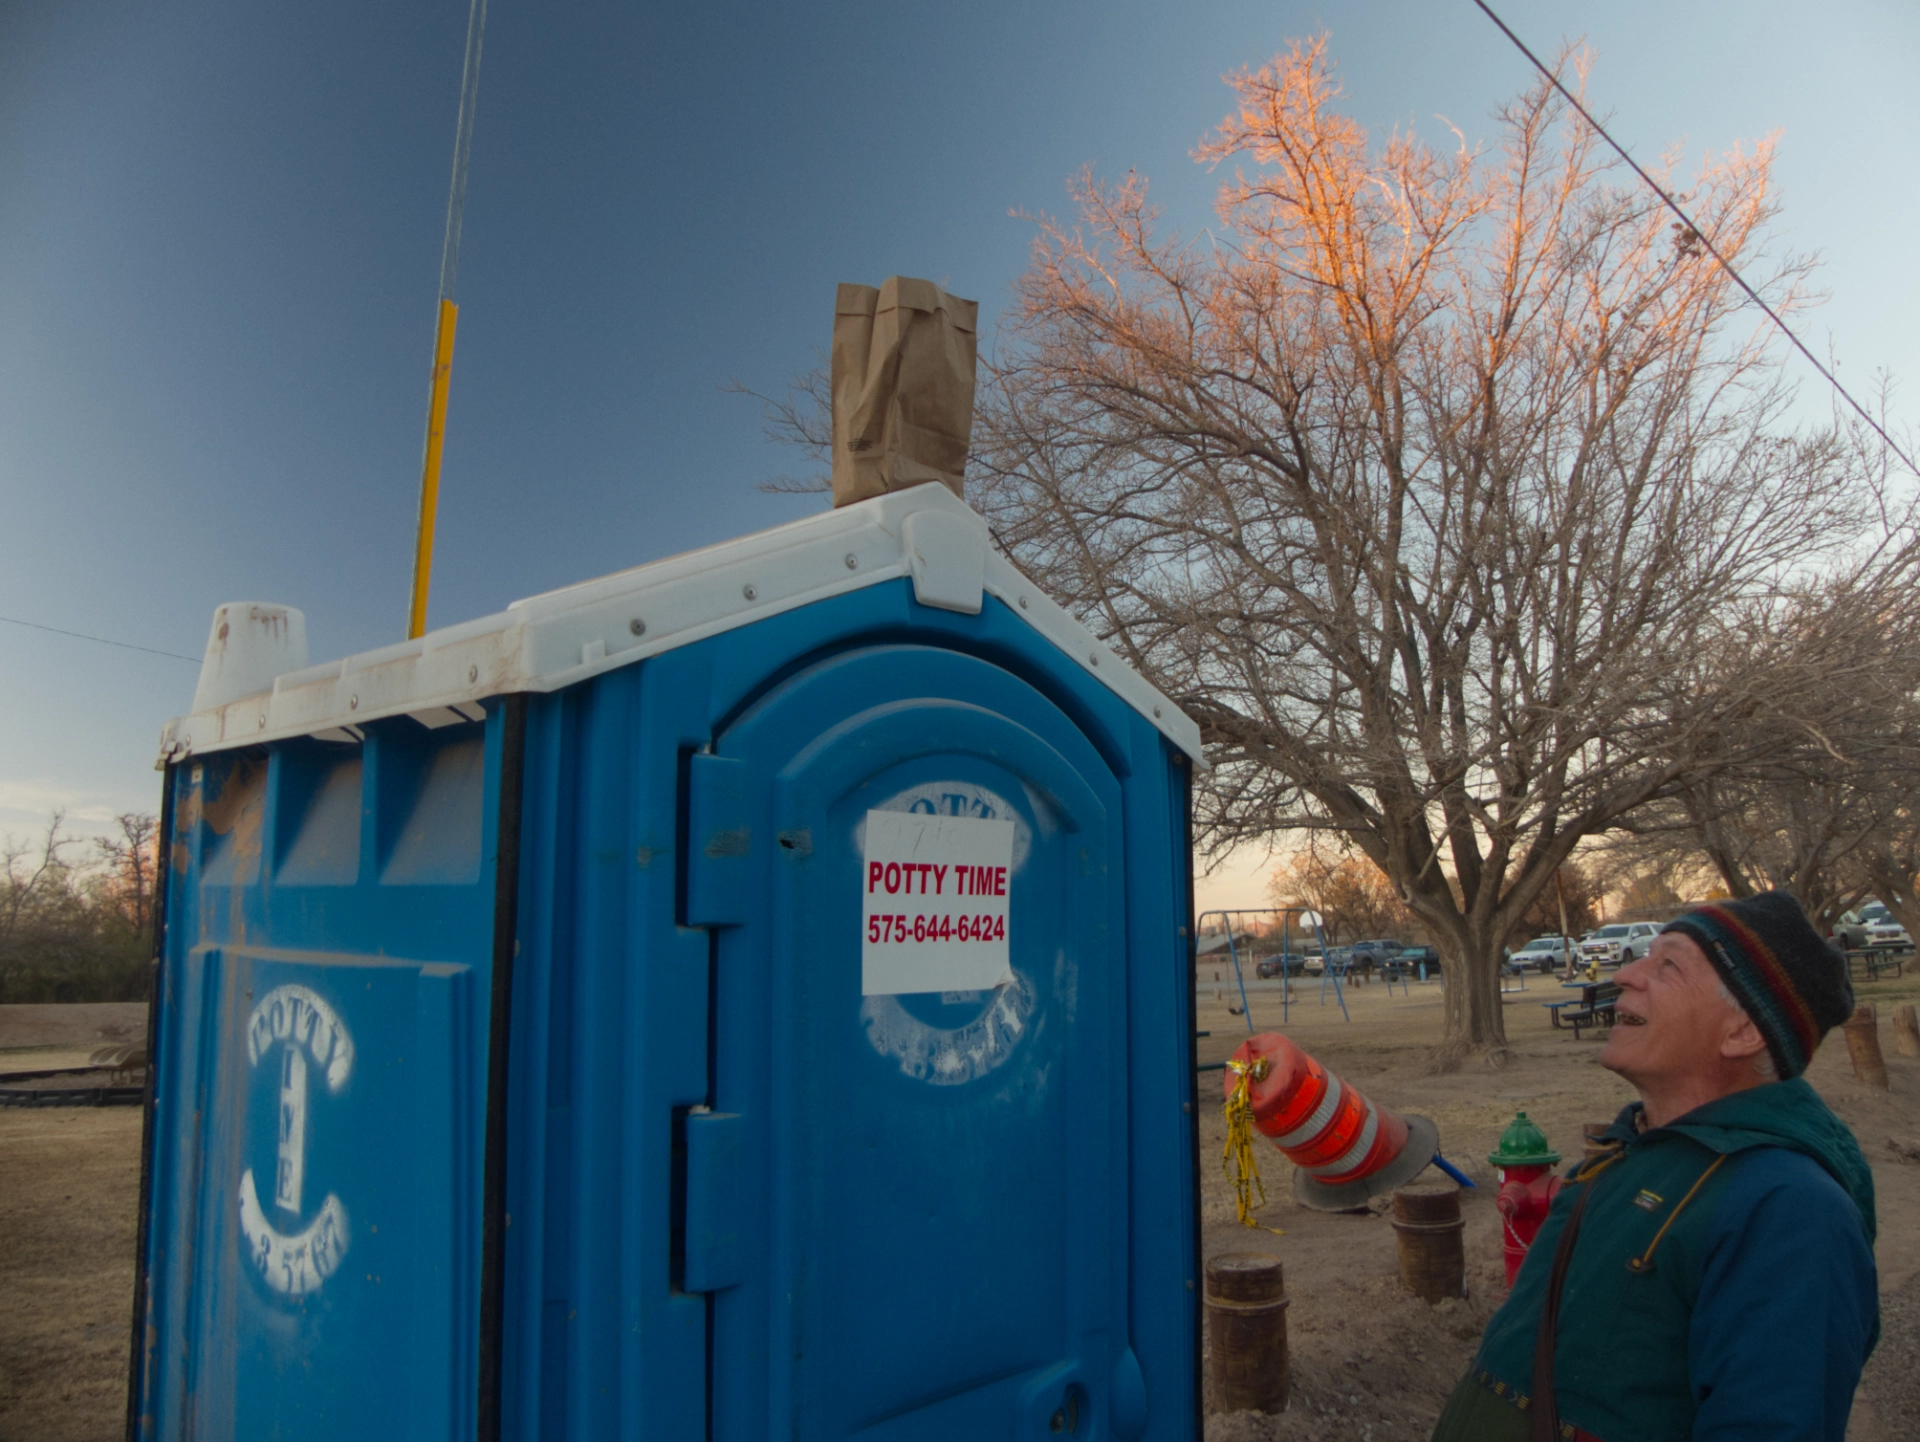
1224 1032 1440 1210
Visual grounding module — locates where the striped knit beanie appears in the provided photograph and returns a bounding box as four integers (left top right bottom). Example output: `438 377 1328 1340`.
1661 892 1853 1079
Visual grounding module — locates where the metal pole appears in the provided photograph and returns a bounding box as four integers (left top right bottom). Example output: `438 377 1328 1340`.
1280 918 1291 1024
1312 919 1349 1021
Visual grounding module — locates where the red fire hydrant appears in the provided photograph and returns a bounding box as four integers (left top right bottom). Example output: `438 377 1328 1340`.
1489 1112 1562 1289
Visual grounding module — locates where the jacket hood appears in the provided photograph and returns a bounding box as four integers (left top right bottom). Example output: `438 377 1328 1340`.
1604 1078 1876 1242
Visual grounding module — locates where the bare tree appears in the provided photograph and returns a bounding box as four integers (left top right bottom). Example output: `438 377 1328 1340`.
967 37 1902 1058
1643 580 1920 934
727 360 836 495
1267 844 1414 944
94 811 160 937
0 812 82 956
1859 845 1920 939
0 811 156 1003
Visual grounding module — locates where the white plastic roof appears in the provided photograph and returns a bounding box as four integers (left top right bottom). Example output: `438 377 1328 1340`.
157 485 1203 766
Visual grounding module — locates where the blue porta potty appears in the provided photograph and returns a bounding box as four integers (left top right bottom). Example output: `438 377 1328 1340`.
131 483 1202 1441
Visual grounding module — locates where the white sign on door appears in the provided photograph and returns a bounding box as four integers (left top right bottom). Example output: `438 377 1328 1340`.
862 809 1014 996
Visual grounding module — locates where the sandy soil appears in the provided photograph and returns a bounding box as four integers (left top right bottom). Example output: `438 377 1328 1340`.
0 1050 106 1076
1193 967 1920 1440
1 978 1915 1442
0 1004 145 1055
0 1107 140 1442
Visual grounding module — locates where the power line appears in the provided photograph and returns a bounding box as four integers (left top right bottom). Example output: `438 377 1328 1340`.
1471 0 1919 478
0 614 200 664
437 0 487 308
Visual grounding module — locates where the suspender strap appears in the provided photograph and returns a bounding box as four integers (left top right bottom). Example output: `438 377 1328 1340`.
1530 1175 1599 1442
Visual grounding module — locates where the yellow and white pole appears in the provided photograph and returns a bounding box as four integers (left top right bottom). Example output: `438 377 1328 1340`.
407 298 459 639
406 0 488 639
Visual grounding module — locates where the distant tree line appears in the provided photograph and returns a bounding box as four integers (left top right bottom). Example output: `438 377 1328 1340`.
0 812 156 1004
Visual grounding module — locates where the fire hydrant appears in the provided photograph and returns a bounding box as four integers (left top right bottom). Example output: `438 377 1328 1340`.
1489 1111 1562 1289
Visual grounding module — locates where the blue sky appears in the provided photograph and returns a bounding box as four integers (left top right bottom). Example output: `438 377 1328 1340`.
3 1 1915 905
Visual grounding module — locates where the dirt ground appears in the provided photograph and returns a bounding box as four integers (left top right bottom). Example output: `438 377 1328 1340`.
0 1104 140 1442
1193 966 1920 1441
2 979 1917 1441
0 1004 145 1054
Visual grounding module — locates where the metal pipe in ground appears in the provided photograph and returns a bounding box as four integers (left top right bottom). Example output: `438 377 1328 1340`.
1894 1003 1920 1059
1392 1182 1466 1302
1204 1253 1289 1414
1845 1004 1890 1089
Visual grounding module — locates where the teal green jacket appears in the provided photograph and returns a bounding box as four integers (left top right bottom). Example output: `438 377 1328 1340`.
1434 1080 1877 1442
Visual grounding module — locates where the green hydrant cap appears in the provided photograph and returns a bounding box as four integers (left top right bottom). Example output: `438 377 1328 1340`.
1488 1110 1561 1167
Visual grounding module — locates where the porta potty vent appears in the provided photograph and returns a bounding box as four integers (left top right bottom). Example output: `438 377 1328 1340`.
190 603 308 714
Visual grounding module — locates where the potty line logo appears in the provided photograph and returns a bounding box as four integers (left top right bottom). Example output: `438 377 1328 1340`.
239 985 354 1297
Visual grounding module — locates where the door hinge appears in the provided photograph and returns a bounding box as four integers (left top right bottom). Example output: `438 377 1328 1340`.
683 1110 744 1293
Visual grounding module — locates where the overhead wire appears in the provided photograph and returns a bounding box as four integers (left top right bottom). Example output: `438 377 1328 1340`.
0 614 199 663
437 0 487 307
1470 0 1919 478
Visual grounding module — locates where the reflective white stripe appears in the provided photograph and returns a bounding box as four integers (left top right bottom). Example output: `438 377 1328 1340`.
1309 1107 1380 1179
1275 1073 1343 1151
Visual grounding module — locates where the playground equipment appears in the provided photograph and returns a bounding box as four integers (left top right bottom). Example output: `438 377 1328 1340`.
1194 907 1346 1029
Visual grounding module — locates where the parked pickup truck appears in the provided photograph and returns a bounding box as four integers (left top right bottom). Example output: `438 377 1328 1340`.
1578 922 1659 968
1340 938 1405 973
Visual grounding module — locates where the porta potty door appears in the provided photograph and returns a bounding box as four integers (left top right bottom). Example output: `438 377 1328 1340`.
686 641 1140 1441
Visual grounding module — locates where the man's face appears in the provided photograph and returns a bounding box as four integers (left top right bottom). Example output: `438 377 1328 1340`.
1599 931 1746 1087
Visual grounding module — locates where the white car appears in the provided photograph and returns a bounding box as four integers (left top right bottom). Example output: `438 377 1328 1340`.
1510 936 1573 972
1579 922 1659 967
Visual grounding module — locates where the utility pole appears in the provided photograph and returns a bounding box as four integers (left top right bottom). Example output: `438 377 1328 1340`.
1554 866 1573 977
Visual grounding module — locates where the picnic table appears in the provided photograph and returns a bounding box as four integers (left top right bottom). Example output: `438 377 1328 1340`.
1542 980 1622 1040
1846 945 1909 982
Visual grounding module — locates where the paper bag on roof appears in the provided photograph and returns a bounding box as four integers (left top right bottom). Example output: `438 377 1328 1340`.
831 277 978 507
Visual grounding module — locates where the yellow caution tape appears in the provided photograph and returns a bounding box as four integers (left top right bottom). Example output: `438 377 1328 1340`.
1223 1056 1285 1234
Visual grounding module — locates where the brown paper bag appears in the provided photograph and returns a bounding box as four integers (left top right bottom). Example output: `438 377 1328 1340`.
831 277 978 507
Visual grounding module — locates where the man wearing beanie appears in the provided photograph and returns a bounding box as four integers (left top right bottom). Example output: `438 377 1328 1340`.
1432 892 1877 1442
